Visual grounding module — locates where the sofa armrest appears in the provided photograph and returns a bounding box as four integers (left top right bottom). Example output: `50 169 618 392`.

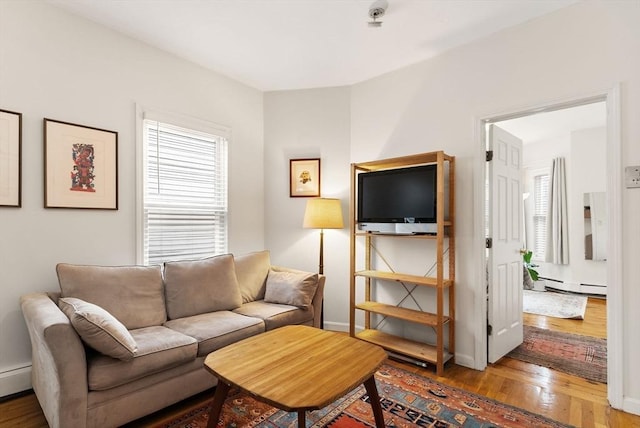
20 292 88 428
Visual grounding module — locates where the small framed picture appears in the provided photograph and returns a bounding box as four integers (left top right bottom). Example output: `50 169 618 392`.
290 158 320 197
44 118 118 210
0 109 22 207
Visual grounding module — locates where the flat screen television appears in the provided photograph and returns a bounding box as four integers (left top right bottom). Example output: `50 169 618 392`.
357 164 440 234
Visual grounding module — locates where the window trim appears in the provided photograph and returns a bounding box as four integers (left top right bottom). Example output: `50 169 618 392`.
135 105 231 265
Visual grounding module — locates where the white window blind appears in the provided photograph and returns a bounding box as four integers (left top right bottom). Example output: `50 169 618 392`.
533 173 549 260
142 119 228 265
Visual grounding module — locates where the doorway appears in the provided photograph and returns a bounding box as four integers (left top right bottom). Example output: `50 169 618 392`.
476 87 622 408
492 101 608 383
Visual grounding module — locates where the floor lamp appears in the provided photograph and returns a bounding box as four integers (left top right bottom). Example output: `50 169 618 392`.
303 198 344 328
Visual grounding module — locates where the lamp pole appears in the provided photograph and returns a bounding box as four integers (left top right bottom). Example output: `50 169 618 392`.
319 228 324 328
318 228 324 275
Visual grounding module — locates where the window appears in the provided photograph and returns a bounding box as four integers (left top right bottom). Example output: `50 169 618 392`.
140 115 228 265
532 173 549 260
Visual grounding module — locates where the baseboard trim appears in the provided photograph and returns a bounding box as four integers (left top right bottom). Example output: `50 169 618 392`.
623 396 640 417
453 353 475 370
0 365 32 398
324 321 349 332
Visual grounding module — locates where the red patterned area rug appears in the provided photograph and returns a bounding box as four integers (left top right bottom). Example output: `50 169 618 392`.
155 364 571 428
507 325 607 384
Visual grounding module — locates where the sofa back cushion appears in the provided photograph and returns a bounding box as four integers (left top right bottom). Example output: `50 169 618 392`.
234 250 271 303
57 264 166 329
164 254 242 319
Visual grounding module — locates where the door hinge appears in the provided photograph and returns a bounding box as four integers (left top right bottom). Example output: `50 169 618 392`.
487 324 493 336
486 150 493 161
485 237 492 249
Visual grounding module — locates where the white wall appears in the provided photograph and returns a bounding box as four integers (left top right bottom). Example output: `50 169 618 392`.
0 1 264 395
264 0 640 413
567 127 607 287
264 87 351 331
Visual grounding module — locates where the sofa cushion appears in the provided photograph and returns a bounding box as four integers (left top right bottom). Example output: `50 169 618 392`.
57 264 166 329
233 301 314 331
87 326 197 391
264 270 318 309
164 254 243 320
59 297 137 361
164 311 264 356
235 250 271 303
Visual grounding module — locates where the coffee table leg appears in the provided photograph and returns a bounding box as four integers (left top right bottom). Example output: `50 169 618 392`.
206 381 231 428
297 410 306 428
364 375 385 428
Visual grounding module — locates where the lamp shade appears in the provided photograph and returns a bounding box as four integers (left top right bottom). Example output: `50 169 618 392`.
303 198 344 229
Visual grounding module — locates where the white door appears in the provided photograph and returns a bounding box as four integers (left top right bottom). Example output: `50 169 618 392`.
488 124 524 363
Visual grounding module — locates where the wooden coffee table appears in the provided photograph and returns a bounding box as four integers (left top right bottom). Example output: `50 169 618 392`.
204 325 387 428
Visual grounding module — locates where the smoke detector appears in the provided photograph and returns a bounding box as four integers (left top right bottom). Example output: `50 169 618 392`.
368 0 388 27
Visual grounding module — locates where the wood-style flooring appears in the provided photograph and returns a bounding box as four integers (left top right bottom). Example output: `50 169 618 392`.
2 297 639 427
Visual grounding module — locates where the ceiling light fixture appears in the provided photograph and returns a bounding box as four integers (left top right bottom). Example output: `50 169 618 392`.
367 0 388 27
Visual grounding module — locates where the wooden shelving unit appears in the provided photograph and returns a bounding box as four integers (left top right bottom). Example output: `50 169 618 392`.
349 151 455 376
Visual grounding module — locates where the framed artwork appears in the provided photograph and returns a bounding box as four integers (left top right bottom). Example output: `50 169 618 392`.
0 109 22 207
44 118 118 210
290 158 320 197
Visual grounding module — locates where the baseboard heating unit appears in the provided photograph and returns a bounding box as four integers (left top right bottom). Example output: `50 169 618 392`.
539 276 607 297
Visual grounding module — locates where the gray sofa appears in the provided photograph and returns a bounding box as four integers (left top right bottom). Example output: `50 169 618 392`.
20 251 325 428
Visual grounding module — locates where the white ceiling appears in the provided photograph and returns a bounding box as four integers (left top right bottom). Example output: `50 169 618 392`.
46 0 578 91
496 101 607 144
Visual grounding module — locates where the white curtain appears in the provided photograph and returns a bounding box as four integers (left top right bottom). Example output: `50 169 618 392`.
545 157 569 264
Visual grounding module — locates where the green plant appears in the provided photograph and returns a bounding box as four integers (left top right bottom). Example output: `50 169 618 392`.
522 250 539 281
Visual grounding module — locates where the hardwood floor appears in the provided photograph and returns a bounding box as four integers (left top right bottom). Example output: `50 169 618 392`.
524 296 607 339
2 297 639 427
